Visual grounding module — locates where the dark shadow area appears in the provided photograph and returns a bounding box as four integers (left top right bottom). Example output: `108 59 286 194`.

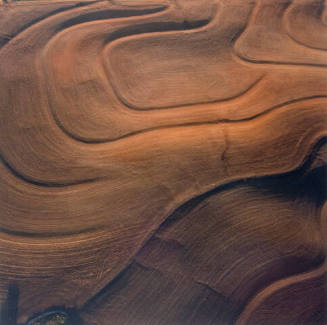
0 283 19 325
25 307 84 325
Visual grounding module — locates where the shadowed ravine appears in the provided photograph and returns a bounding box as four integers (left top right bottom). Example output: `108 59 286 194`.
0 0 326 324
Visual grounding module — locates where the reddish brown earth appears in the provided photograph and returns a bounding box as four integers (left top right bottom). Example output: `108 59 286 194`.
0 0 326 324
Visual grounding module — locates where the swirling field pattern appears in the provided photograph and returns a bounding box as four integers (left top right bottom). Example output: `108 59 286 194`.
0 0 326 324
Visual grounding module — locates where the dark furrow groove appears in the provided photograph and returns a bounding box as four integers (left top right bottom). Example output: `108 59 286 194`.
0 1 98 49
48 93 327 144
